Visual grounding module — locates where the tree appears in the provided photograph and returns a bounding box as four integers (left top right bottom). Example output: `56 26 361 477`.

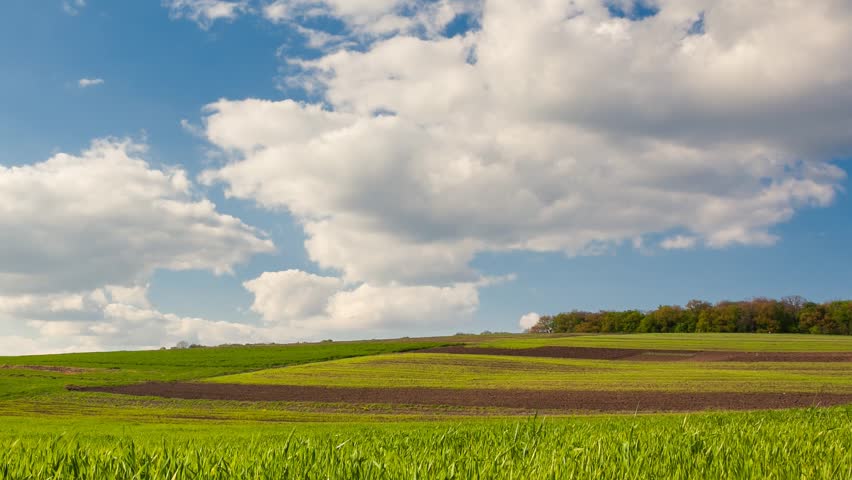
751 298 787 333
524 296 852 337
695 309 714 332
644 305 686 333
528 315 554 333
823 301 852 335
798 303 826 334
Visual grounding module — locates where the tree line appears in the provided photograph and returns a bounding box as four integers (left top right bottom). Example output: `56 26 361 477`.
527 297 852 335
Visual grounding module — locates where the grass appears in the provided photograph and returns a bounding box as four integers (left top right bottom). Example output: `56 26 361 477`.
209 352 852 393
3 333 852 478
478 333 852 351
0 390 531 423
0 340 448 400
1 407 850 479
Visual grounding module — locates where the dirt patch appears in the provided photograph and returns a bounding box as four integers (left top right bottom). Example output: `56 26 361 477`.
68 382 852 413
415 346 852 362
1 364 92 374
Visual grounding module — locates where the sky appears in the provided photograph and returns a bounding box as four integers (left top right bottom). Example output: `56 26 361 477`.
1 0 851 354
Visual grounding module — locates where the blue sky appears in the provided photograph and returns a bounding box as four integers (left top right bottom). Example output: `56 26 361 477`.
1 0 851 353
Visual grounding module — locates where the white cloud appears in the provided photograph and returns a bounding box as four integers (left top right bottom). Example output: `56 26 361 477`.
0 137 277 353
62 0 86 16
77 78 104 88
0 285 273 354
324 281 479 331
0 138 274 294
243 270 480 335
29 0 852 350
166 0 478 38
660 235 699 250
244 270 344 321
201 0 850 295
519 312 540 331
163 0 248 29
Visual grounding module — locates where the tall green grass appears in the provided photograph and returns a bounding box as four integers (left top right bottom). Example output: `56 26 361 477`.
2 407 850 479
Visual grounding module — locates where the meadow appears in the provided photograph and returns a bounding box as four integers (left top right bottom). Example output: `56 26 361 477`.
2 333 852 479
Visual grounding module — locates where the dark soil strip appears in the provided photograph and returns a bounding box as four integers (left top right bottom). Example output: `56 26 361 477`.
415 346 852 362
68 383 852 413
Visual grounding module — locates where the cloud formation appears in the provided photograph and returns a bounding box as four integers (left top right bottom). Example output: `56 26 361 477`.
17 1 851 352
203 0 848 278
198 0 850 336
0 138 278 353
163 0 248 29
164 0 478 39
0 285 268 354
0 139 274 295
263 0 479 37
243 270 480 335
77 78 104 88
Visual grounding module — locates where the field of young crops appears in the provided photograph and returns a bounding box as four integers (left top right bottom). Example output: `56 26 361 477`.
2 333 852 478
2 407 850 479
208 352 852 393
479 332 852 351
0 340 448 399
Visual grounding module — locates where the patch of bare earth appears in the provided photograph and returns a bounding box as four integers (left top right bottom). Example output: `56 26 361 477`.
415 346 852 362
68 383 852 413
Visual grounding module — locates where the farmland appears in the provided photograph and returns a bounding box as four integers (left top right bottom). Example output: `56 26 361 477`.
478 332 852 351
2 333 852 478
2 408 851 479
208 352 852 394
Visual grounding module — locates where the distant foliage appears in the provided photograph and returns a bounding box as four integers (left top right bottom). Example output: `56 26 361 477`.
528 297 852 335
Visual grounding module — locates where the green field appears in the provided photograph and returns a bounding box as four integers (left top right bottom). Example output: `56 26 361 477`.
2 333 852 478
0 340 447 399
479 332 852 351
210 352 852 393
1 408 850 479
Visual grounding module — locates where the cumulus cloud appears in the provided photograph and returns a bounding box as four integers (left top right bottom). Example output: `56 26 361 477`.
163 0 248 29
0 285 271 354
202 1 848 284
519 312 540 331
0 138 279 353
36 0 852 349
263 0 479 37
195 0 851 337
244 270 344 322
0 138 274 294
166 0 478 38
243 270 480 335
77 78 104 88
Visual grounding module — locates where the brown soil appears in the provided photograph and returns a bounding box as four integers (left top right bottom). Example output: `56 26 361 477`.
1 364 91 374
415 346 852 362
68 382 852 413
